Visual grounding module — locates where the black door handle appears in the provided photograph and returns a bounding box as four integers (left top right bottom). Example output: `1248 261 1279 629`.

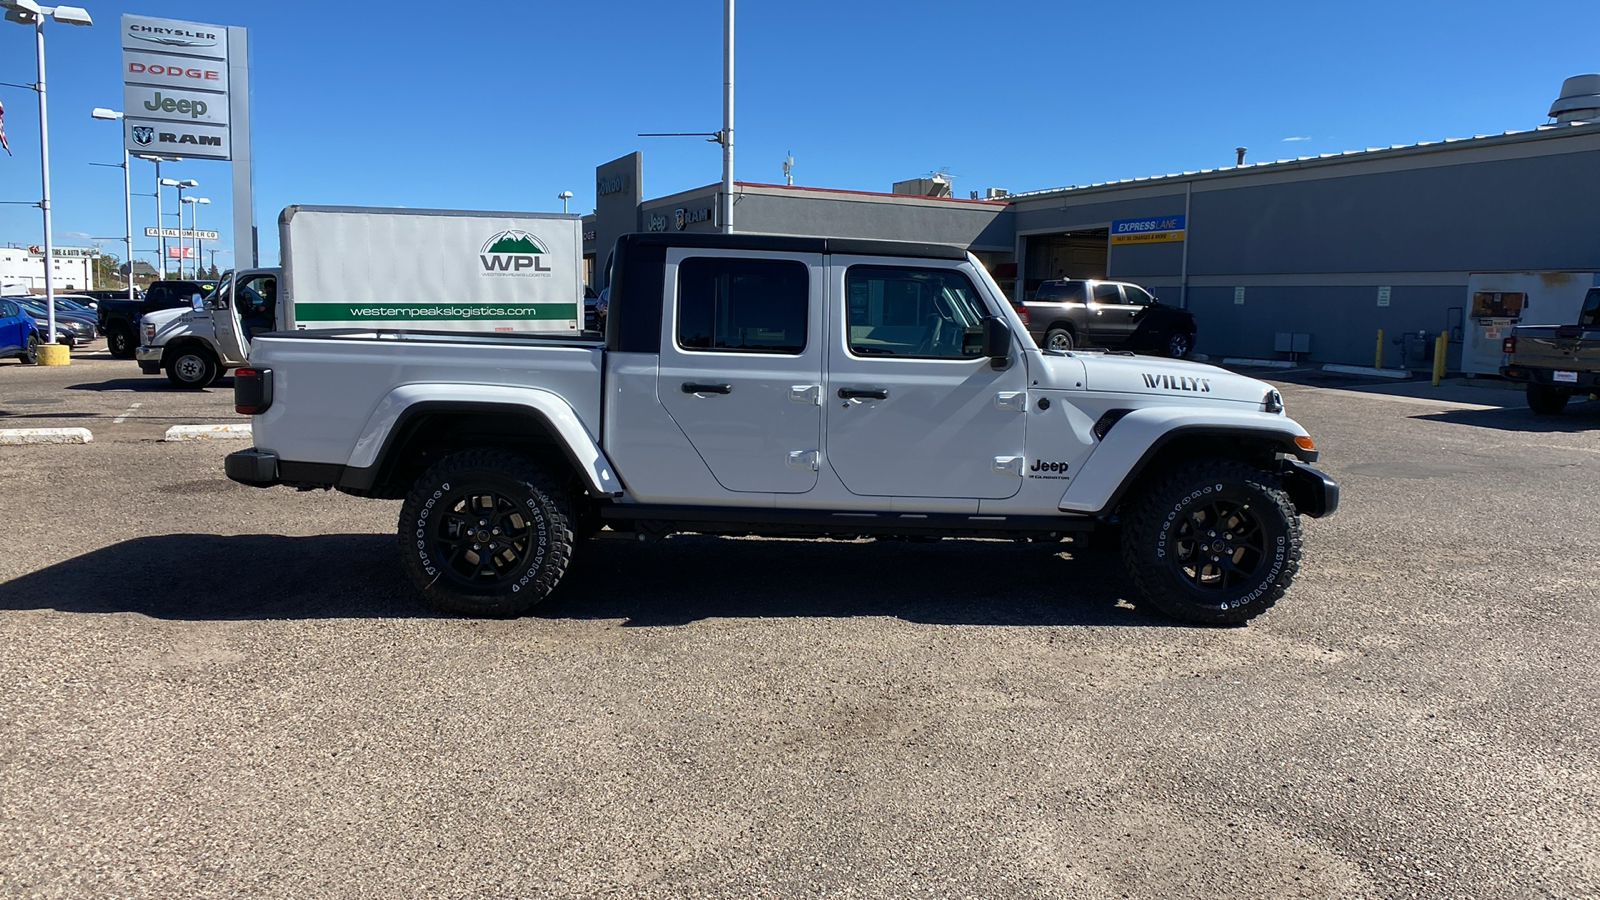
837 387 889 400
681 382 732 394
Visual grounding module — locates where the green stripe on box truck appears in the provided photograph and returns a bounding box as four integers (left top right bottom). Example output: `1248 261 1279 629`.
295 303 580 322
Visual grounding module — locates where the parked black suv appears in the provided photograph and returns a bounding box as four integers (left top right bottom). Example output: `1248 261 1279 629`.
1016 279 1196 358
97 279 216 359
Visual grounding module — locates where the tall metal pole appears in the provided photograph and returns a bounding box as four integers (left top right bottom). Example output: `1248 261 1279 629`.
154 161 165 279
719 0 733 235
35 18 56 342
121 145 132 291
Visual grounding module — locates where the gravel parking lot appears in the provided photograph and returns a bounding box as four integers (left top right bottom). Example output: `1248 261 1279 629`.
2 352 1597 899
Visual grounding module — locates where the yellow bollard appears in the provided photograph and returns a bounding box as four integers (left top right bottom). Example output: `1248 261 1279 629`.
36 343 70 366
1432 333 1447 386
1374 329 1384 370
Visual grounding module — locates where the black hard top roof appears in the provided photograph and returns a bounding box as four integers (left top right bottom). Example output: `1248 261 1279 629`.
618 232 968 261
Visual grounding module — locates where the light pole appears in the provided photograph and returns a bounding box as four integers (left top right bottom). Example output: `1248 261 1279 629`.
89 107 131 293
182 196 208 278
558 190 573 214
157 176 178 278
1 0 93 359
139 155 178 279
173 179 196 279
720 0 733 234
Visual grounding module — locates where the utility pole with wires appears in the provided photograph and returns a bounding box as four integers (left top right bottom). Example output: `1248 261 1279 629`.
638 0 734 233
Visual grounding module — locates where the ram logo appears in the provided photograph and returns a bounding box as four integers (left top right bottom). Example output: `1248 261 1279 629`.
132 126 154 146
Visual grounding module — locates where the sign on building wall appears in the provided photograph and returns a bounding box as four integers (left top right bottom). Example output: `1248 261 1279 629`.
1110 215 1186 245
121 15 233 161
145 226 219 240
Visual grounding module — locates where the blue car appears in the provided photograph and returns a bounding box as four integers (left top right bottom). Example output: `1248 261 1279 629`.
0 297 42 364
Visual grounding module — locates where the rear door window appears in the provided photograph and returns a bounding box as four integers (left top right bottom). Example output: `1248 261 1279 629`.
677 257 809 354
1092 283 1121 304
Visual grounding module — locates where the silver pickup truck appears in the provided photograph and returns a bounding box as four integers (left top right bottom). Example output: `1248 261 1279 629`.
1501 286 1600 414
226 232 1338 625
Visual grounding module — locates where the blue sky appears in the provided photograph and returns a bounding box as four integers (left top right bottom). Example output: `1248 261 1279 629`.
0 0 1593 271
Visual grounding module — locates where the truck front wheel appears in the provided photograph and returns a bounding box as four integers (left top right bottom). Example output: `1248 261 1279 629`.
1121 459 1302 625
397 449 574 618
1526 384 1570 415
165 347 218 389
107 324 135 359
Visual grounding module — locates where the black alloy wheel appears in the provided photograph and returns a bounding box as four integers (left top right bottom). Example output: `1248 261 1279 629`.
1165 330 1193 359
397 449 573 617
21 333 38 365
1122 458 1302 625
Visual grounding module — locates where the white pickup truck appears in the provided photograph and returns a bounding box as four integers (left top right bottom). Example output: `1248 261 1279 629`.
227 233 1338 625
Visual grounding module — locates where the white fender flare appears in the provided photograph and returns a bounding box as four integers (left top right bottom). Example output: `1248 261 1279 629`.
350 383 623 496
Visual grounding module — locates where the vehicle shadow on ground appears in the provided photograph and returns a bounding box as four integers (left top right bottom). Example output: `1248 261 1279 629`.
0 533 1170 627
65 378 230 393
1413 400 1600 432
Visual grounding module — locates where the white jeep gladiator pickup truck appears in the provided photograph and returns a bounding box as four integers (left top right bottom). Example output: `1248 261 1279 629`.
226 233 1338 624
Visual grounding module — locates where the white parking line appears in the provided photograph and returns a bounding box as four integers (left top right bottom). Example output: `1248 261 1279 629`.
163 423 253 441
0 427 93 445
1294 387 1502 411
112 402 142 424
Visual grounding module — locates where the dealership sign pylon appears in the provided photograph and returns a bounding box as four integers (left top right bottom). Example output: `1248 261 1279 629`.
121 14 256 267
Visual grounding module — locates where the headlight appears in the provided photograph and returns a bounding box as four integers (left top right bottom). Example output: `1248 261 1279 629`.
1262 389 1285 414
143 322 156 344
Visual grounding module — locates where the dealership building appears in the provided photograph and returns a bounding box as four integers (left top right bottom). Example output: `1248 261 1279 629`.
0 245 97 294
584 77 1600 369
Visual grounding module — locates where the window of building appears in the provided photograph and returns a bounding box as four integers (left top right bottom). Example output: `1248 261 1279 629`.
845 266 988 359
676 257 808 354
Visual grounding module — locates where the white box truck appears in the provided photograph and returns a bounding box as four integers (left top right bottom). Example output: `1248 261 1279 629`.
137 205 585 387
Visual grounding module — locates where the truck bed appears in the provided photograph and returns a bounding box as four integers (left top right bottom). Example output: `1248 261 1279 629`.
247 329 606 470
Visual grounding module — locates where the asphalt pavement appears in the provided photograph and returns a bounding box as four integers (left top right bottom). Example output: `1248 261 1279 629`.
1 350 1596 899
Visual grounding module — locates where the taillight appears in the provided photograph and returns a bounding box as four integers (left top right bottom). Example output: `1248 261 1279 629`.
1013 303 1030 325
234 366 273 415
1502 336 1516 354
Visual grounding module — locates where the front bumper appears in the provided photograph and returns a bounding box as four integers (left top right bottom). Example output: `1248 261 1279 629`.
135 345 163 375
1281 460 1339 518
225 447 279 487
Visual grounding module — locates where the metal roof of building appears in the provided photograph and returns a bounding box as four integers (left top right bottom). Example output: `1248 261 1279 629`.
1008 120 1600 201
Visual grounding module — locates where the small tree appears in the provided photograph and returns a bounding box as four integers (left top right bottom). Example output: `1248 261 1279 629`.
94 253 124 289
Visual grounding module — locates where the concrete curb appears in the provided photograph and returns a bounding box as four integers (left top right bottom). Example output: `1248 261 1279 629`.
163 424 253 442
0 427 93 445
1222 357 1297 369
1322 364 1412 380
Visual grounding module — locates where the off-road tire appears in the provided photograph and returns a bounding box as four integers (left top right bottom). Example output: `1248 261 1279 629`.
1121 458 1302 625
1164 330 1194 359
397 449 574 618
165 346 218 389
20 333 38 365
1045 327 1075 351
1526 383 1570 416
107 325 135 359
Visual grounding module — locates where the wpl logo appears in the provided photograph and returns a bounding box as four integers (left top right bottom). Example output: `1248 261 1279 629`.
479 230 552 277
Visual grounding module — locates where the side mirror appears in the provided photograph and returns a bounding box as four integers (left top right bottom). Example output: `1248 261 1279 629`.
190 293 204 310
982 315 1012 366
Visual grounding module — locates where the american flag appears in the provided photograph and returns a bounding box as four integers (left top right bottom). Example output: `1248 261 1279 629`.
0 97 10 156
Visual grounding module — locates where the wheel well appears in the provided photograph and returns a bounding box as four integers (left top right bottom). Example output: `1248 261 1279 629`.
366 407 586 502
1105 431 1294 516
1046 320 1077 335
162 340 216 365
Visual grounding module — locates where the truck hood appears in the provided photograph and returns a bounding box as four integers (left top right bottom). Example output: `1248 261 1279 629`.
142 307 196 342
1040 351 1277 407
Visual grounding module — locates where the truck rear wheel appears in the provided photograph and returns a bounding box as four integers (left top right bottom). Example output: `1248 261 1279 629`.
1526 383 1570 415
397 449 574 618
1121 459 1302 625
